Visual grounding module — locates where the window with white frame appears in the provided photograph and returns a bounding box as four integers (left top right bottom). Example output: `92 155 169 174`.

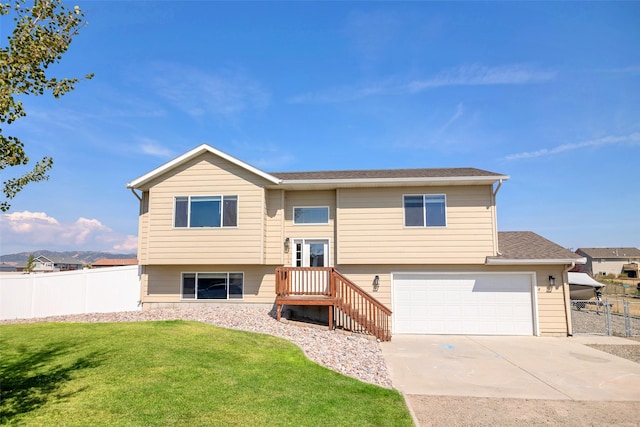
293 206 329 224
181 272 243 300
174 195 238 228
404 194 447 227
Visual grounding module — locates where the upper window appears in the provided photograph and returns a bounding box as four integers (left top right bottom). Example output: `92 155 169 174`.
404 194 446 227
182 272 243 300
174 195 238 228
293 207 329 225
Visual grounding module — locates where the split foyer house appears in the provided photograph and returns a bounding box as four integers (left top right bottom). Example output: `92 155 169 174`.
28 255 84 272
127 144 584 340
575 248 640 278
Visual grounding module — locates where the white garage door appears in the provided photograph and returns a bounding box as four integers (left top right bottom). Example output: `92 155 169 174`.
393 273 535 335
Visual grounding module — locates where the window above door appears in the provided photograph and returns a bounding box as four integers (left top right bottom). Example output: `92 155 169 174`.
293 206 329 225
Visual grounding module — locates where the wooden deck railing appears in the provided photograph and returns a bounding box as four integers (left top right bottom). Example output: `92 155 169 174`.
275 267 392 341
332 270 392 342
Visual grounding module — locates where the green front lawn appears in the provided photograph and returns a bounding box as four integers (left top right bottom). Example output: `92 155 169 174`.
0 321 411 426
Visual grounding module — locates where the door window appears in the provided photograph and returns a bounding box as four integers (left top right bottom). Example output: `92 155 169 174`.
293 239 329 267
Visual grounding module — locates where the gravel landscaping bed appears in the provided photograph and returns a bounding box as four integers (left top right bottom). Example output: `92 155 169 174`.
0 306 393 388
587 343 640 363
571 306 635 336
570 308 640 364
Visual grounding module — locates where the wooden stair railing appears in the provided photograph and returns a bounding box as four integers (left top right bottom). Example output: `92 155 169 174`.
275 267 392 341
332 270 392 342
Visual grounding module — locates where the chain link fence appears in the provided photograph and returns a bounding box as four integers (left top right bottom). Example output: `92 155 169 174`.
571 298 640 337
623 300 640 337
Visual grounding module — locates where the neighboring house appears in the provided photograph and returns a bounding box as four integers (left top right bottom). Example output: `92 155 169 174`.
31 255 84 272
126 144 584 339
92 258 139 268
575 248 640 278
0 263 16 273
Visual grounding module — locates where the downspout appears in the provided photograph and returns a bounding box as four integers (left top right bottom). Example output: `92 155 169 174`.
492 179 503 198
492 180 503 255
128 185 144 310
129 187 142 201
562 262 575 336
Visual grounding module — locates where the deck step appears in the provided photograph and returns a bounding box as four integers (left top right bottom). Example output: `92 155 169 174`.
275 267 392 341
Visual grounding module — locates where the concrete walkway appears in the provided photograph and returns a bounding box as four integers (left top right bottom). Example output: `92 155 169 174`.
381 335 640 401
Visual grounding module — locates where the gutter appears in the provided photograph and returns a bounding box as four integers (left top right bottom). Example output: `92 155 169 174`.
486 257 587 266
492 179 503 255
276 175 509 188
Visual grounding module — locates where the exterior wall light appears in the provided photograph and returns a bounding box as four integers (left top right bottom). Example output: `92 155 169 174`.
548 275 556 286
373 275 380 292
284 237 290 253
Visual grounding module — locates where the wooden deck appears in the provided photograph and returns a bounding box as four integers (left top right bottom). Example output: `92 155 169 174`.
275 267 392 341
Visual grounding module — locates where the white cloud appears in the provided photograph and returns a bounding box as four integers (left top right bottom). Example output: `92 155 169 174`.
2 211 60 233
113 235 138 252
505 132 640 160
137 137 173 158
289 64 555 104
406 64 555 93
593 65 640 74
149 63 270 118
0 211 137 254
440 103 465 133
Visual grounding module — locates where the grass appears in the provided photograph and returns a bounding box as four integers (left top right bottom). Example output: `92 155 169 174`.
0 321 412 426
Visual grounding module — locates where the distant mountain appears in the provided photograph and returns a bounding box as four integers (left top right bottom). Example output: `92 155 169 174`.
0 250 137 266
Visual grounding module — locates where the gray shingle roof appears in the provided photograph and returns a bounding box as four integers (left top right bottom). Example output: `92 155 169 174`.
270 167 504 181
491 231 583 261
576 247 640 259
36 255 84 265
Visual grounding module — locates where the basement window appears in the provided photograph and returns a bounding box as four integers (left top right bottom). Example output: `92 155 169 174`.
181 272 243 300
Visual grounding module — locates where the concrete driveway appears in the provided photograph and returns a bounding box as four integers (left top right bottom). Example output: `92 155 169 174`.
380 335 640 401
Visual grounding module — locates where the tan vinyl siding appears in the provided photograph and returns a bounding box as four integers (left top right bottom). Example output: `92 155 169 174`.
142 153 270 265
141 264 278 304
534 266 570 336
337 186 495 264
264 189 284 265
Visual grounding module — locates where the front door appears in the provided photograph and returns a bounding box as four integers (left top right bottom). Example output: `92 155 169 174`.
293 239 329 267
291 239 330 294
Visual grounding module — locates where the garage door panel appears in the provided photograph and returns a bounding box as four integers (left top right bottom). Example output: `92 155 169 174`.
393 274 534 335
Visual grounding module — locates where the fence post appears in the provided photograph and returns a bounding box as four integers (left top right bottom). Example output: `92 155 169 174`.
622 300 631 337
605 298 612 336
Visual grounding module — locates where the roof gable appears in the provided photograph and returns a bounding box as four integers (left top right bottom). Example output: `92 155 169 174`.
35 255 83 265
126 144 281 190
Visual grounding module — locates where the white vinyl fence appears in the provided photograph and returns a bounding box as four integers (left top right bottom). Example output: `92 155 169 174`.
0 265 141 320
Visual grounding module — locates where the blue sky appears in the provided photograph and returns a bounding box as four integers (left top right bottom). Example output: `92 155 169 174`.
1 1 639 255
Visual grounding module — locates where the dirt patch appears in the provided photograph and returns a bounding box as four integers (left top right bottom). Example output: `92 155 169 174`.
406 395 638 426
